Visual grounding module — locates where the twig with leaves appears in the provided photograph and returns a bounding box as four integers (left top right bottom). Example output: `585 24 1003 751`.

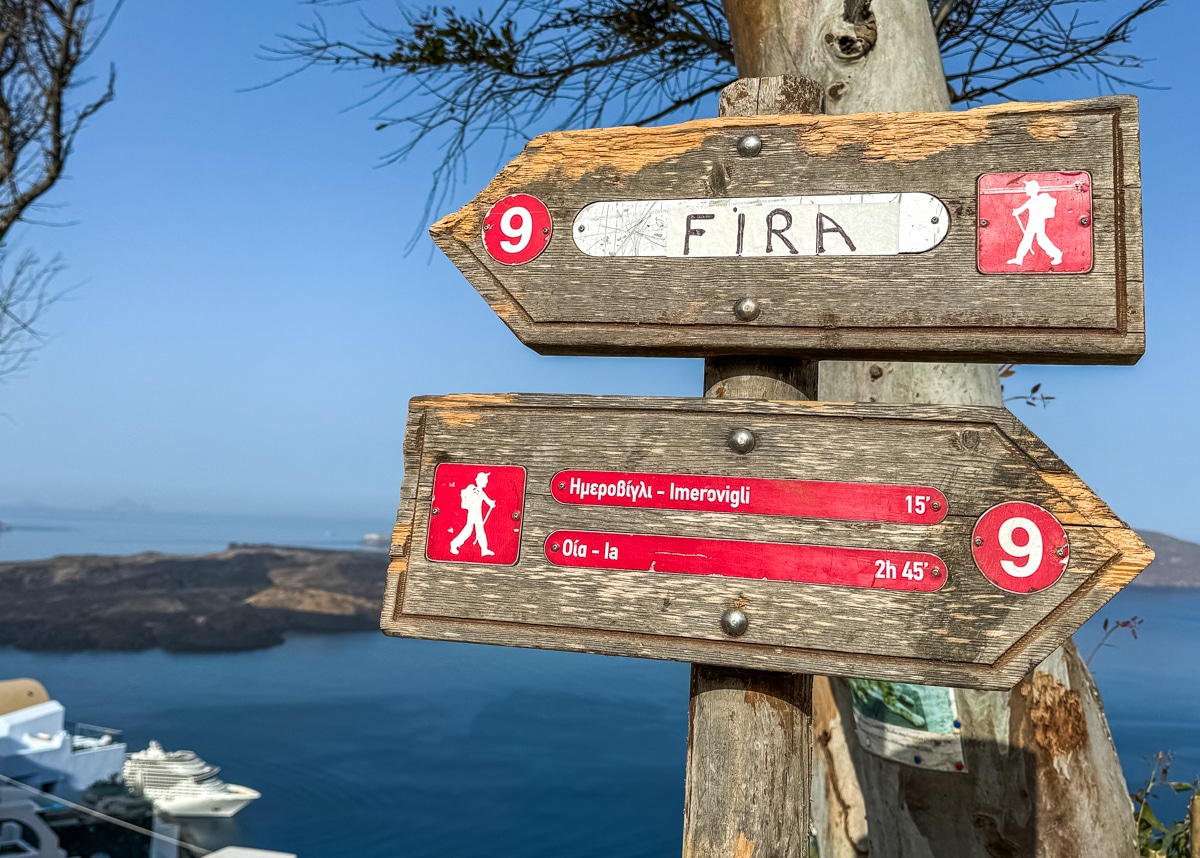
999 363 1056 408
1131 752 1197 858
1084 615 1142 666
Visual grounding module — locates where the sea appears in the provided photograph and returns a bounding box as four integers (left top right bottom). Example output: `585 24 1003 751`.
1 506 1197 857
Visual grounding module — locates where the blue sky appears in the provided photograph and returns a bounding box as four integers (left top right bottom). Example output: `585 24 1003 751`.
0 1 1196 543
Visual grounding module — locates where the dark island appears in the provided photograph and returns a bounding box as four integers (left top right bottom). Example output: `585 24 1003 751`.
1 530 1195 654
1137 530 1200 587
0 544 387 652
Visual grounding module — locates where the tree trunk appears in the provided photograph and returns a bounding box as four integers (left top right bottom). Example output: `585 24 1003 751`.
720 1 1138 855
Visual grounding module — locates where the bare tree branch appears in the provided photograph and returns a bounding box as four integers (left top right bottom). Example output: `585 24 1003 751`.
0 0 118 381
268 0 734 230
271 0 1165 233
932 0 1166 104
0 248 64 378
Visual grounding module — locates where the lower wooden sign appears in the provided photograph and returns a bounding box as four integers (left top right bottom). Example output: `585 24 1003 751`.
382 394 1152 689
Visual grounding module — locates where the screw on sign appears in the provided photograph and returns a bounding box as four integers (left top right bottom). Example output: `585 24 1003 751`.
481 194 553 265
972 502 1070 593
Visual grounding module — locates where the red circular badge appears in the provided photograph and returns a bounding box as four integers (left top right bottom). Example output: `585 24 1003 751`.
482 194 552 265
972 502 1069 593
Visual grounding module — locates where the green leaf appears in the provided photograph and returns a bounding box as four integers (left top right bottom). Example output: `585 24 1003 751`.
1139 801 1168 833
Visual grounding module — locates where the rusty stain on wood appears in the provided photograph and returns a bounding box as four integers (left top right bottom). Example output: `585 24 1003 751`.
1025 671 1089 760
1028 116 1080 140
1040 472 1125 527
491 299 518 320
428 393 518 407
733 832 756 858
429 393 518 428
1094 527 1155 594
793 111 992 160
389 521 412 558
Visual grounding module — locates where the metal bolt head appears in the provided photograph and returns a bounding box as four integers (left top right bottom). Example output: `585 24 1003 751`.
974 537 984 547
931 216 940 225
432 507 440 515
511 511 520 520
1055 546 1066 558
1080 216 1090 227
557 481 566 490
931 568 941 578
721 608 749 637
932 501 941 511
733 297 760 321
736 134 762 157
550 543 560 552
728 428 756 454
979 219 989 228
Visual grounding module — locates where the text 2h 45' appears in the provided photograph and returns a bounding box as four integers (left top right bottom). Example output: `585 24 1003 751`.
875 558 930 581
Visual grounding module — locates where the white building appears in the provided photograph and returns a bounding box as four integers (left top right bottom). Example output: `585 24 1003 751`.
0 679 126 799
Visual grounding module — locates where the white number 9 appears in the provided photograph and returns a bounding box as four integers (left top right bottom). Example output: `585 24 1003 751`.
998 516 1042 578
499 206 533 253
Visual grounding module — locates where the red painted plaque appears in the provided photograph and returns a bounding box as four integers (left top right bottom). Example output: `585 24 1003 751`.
552 470 947 524
481 194 553 265
971 502 1069 593
426 464 526 565
977 171 1092 274
545 530 947 592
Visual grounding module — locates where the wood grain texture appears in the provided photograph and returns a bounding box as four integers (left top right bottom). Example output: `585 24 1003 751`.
704 355 818 400
683 666 813 858
431 96 1144 364
682 74 817 858
1192 794 1199 858
380 394 1153 690
718 75 825 116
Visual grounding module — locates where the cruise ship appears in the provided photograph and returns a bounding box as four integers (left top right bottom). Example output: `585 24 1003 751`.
123 741 260 818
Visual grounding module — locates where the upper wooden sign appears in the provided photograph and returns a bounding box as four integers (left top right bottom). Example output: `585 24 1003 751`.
382 394 1152 690
431 96 1143 364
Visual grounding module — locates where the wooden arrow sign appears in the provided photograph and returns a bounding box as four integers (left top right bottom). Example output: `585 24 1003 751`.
432 96 1143 364
382 394 1152 690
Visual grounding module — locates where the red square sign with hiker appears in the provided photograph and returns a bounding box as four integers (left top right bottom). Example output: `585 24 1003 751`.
426 464 526 565
977 171 1093 274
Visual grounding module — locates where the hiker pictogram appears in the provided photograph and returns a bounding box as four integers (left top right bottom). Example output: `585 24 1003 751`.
426 463 526 565
1007 181 1063 267
450 472 496 557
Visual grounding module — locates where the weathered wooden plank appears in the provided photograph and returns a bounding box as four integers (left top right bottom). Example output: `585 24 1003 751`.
381 394 1152 690
683 665 812 858
432 97 1144 364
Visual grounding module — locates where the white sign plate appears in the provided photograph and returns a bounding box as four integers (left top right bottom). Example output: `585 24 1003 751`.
573 193 950 258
